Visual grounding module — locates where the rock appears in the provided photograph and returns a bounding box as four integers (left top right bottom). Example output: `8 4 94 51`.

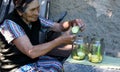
50 0 120 71
50 0 120 58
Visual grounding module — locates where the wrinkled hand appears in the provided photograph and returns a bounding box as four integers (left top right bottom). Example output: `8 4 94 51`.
70 19 85 31
59 31 76 44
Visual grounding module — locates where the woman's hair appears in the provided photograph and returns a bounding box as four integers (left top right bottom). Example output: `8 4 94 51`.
13 0 33 12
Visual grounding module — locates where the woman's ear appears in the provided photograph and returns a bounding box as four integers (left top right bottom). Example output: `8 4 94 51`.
17 10 23 16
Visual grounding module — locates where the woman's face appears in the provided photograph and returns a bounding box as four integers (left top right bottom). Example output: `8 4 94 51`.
21 0 40 24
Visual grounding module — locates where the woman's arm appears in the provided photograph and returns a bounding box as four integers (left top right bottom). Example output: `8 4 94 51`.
50 19 85 32
39 17 85 32
51 21 70 32
13 31 75 59
39 16 70 32
12 35 63 59
0 20 75 59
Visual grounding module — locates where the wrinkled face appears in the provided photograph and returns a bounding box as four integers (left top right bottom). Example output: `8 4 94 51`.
21 0 40 24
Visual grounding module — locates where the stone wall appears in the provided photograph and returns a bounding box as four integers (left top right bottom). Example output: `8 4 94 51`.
49 0 120 57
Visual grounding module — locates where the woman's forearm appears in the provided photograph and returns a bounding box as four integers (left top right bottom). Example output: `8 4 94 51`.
13 35 63 59
30 37 63 58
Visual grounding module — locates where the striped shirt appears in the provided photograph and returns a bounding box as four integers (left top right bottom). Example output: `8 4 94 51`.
39 16 54 27
0 17 54 43
0 18 63 72
0 19 25 43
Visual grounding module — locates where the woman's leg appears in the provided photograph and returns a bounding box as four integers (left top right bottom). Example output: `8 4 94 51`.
16 56 63 72
36 56 63 72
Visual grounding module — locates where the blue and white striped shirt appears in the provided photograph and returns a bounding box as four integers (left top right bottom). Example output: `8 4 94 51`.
0 17 54 43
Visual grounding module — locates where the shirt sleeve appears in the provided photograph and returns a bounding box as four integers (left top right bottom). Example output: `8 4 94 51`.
0 20 25 43
39 16 54 28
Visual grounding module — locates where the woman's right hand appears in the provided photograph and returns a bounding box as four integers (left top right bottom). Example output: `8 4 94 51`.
58 30 76 44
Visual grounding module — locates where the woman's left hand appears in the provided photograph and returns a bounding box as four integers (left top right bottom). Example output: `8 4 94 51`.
70 19 86 31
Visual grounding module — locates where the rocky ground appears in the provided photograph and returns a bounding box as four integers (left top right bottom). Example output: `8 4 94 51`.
50 0 120 57
49 0 120 72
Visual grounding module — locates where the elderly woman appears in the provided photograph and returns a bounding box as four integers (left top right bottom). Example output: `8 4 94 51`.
0 0 85 72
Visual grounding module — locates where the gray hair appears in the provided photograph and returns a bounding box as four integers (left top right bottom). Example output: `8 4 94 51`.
13 0 33 12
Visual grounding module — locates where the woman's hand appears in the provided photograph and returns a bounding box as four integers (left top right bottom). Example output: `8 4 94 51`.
52 19 85 32
58 30 76 44
69 19 85 31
